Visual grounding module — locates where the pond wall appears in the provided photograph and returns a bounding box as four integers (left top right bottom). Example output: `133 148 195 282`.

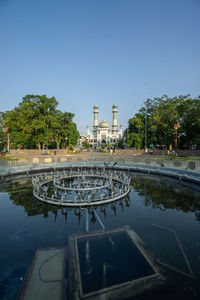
1 153 200 175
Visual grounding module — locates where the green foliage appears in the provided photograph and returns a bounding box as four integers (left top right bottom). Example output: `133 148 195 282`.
127 117 144 148
52 111 79 149
116 138 125 149
126 95 200 149
67 121 80 147
0 112 6 150
1 95 79 149
82 140 91 149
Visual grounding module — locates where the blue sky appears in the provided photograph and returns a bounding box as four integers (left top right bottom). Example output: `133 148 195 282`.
0 0 200 134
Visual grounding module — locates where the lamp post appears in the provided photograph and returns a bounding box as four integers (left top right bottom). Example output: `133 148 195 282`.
138 124 141 149
144 82 148 153
46 124 48 149
174 123 180 148
65 137 68 149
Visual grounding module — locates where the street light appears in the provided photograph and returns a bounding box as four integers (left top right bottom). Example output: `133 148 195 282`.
46 124 48 149
65 137 68 149
144 83 148 153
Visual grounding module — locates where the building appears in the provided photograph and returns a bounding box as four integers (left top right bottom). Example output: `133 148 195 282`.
87 104 123 148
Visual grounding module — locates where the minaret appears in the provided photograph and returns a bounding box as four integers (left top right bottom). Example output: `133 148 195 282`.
112 104 118 136
87 125 90 136
119 124 123 137
93 104 99 135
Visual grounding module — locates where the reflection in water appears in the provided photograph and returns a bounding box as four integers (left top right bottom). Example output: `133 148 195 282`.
3 178 131 225
131 175 200 223
1 173 200 299
5 174 200 224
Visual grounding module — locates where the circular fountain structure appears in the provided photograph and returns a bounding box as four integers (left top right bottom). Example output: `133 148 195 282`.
32 167 131 207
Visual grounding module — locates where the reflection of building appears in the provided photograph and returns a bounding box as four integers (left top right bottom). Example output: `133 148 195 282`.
87 105 123 148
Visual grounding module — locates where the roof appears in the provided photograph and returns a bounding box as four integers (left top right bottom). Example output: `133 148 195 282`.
99 120 109 128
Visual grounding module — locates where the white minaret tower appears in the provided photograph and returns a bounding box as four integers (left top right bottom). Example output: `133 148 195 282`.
112 104 118 136
93 104 99 136
119 124 123 137
87 125 90 136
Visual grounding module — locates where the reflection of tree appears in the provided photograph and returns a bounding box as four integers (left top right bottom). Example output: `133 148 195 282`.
131 176 200 222
6 184 58 219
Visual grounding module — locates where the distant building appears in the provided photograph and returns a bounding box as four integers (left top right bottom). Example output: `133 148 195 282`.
87 104 123 148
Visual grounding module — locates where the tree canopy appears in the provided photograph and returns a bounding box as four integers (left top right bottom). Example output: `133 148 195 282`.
1 95 79 149
126 95 200 149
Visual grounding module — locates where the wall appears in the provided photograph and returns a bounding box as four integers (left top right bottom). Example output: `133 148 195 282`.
1 153 200 172
9 149 68 156
114 149 200 156
8 149 200 156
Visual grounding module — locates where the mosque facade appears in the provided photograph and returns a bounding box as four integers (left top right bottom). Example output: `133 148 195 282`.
86 104 123 148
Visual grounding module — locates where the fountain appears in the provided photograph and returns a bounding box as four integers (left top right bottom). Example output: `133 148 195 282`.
32 167 131 207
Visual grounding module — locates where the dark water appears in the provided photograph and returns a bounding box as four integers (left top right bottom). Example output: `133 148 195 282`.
78 231 155 294
0 173 200 299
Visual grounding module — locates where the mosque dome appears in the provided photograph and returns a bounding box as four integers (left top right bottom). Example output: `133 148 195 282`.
99 120 109 128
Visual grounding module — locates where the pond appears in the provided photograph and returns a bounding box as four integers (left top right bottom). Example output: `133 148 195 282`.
0 171 200 299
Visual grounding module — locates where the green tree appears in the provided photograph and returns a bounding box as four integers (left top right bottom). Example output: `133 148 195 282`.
2 95 79 149
0 112 6 151
177 96 200 148
127 116 144 148
126 94 200 149
82 140 91 149
52 111 79 149
148 96 179 147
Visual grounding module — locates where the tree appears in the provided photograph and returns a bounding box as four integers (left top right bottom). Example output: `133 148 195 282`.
67 122 79 146
51 111 79 149
177 96 200 148
126 94 200 149
127 116 144 148
148 96 179 147
82 140 90 149
0 112 6 151
2 95 79 149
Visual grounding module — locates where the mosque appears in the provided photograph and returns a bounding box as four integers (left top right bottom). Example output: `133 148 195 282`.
86 104 123 148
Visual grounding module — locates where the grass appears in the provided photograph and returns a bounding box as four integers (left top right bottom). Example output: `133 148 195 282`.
0 156 30 161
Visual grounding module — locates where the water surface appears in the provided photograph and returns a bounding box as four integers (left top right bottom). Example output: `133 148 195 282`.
0 173 200 299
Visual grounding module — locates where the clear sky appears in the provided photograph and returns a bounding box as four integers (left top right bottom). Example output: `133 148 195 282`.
0 0 200 134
